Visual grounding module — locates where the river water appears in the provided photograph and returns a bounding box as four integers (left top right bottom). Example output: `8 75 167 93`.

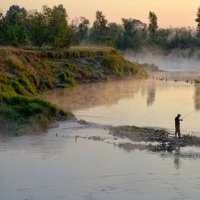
1 75 200 200
43 76 200 134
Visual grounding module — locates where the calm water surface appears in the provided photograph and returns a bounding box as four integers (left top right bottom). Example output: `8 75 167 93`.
1 121 200 200
43 78 200 134
1 77 200 200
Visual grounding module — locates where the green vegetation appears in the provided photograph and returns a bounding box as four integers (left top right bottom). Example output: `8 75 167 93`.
0 47 147 97
0 47 147 135
0 5 71 48
0 4 155 136
196 7 200 39
72 9 200 51
148 11 158 43
0 95 73 135
1 4 200 50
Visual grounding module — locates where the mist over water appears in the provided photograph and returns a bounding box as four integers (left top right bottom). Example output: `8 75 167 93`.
123 49 200 71
43 78 200 134
3 69 200 200
4 47 200 200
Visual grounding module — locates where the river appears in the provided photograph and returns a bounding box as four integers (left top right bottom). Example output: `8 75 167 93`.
43 76 200 134
1 75 200 200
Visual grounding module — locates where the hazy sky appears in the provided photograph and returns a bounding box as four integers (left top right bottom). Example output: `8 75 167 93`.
1 0 200 27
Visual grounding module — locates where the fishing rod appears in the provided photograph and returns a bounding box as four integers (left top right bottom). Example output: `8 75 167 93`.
182 110 195 119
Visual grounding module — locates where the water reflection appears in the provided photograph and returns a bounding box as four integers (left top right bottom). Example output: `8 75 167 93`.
116 141 200 170
174 157 181 169
43 78 200 112
42 79 143 111
174 145 181 169
42 77 200 130
146 82 156 106
117 143 147 153
42 79 160 112
194 83 200 110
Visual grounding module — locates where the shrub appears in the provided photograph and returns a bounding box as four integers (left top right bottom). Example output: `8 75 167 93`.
65 77 77 86
29 73 40 87
0 106 20 120
58 72 67 81
102 55 120 72
0 95 74 135
11 80 29 95
0 83 16 96
18 74 36 94
6 56 23 72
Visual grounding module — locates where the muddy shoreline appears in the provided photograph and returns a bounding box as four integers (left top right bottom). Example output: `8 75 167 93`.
109 126 200 152
69 120 200 158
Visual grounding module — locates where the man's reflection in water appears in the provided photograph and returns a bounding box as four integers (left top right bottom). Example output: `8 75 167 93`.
146 82 156 106
194 83 200 110
174 145 182 169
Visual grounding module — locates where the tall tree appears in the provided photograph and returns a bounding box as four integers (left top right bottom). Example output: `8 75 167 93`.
28 10 49 47
154 28 170 49
5 5 27 22
70 17 79 45
90 10 108 43
77 17 90 42
167 27 195 49
5 5 28 46
121 18 147 49
0 12 4 44
0 12 3 20
195 7 200 38
45 5 72 48
107 22 123 48
148 11 158 42
70 17 90 44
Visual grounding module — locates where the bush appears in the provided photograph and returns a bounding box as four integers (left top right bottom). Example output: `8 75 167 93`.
102 55 120 72
0 95 74 135
65 77 77 86
11 80 29 95
29 73 40 87
18 74 36 94
58 72 67 81
0 83 16 96
6 56 23 72
0 106 20 120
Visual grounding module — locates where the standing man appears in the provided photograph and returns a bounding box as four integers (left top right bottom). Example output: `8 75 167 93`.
175 114 182 138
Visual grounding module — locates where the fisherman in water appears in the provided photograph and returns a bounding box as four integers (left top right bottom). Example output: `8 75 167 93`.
175 114 183 138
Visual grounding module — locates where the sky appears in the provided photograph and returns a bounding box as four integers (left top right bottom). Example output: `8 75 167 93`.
1 0 200 28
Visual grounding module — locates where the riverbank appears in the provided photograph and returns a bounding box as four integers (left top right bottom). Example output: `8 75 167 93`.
0 47 147 96
73 122 200 156
109 125 200 154
0 95 74 135
0 46 147 135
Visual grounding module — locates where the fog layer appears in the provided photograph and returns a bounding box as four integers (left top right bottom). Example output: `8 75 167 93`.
123 49 200 71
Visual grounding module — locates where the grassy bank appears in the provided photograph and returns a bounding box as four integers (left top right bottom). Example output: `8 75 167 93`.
0 95 74 135
0 46 147 135
0 47 147 96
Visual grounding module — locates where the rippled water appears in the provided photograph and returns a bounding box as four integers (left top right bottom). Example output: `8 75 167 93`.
1 121 200 200
2 75 200 200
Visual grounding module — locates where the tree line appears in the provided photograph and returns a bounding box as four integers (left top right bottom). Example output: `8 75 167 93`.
1 4 200 50
0 5 71 48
